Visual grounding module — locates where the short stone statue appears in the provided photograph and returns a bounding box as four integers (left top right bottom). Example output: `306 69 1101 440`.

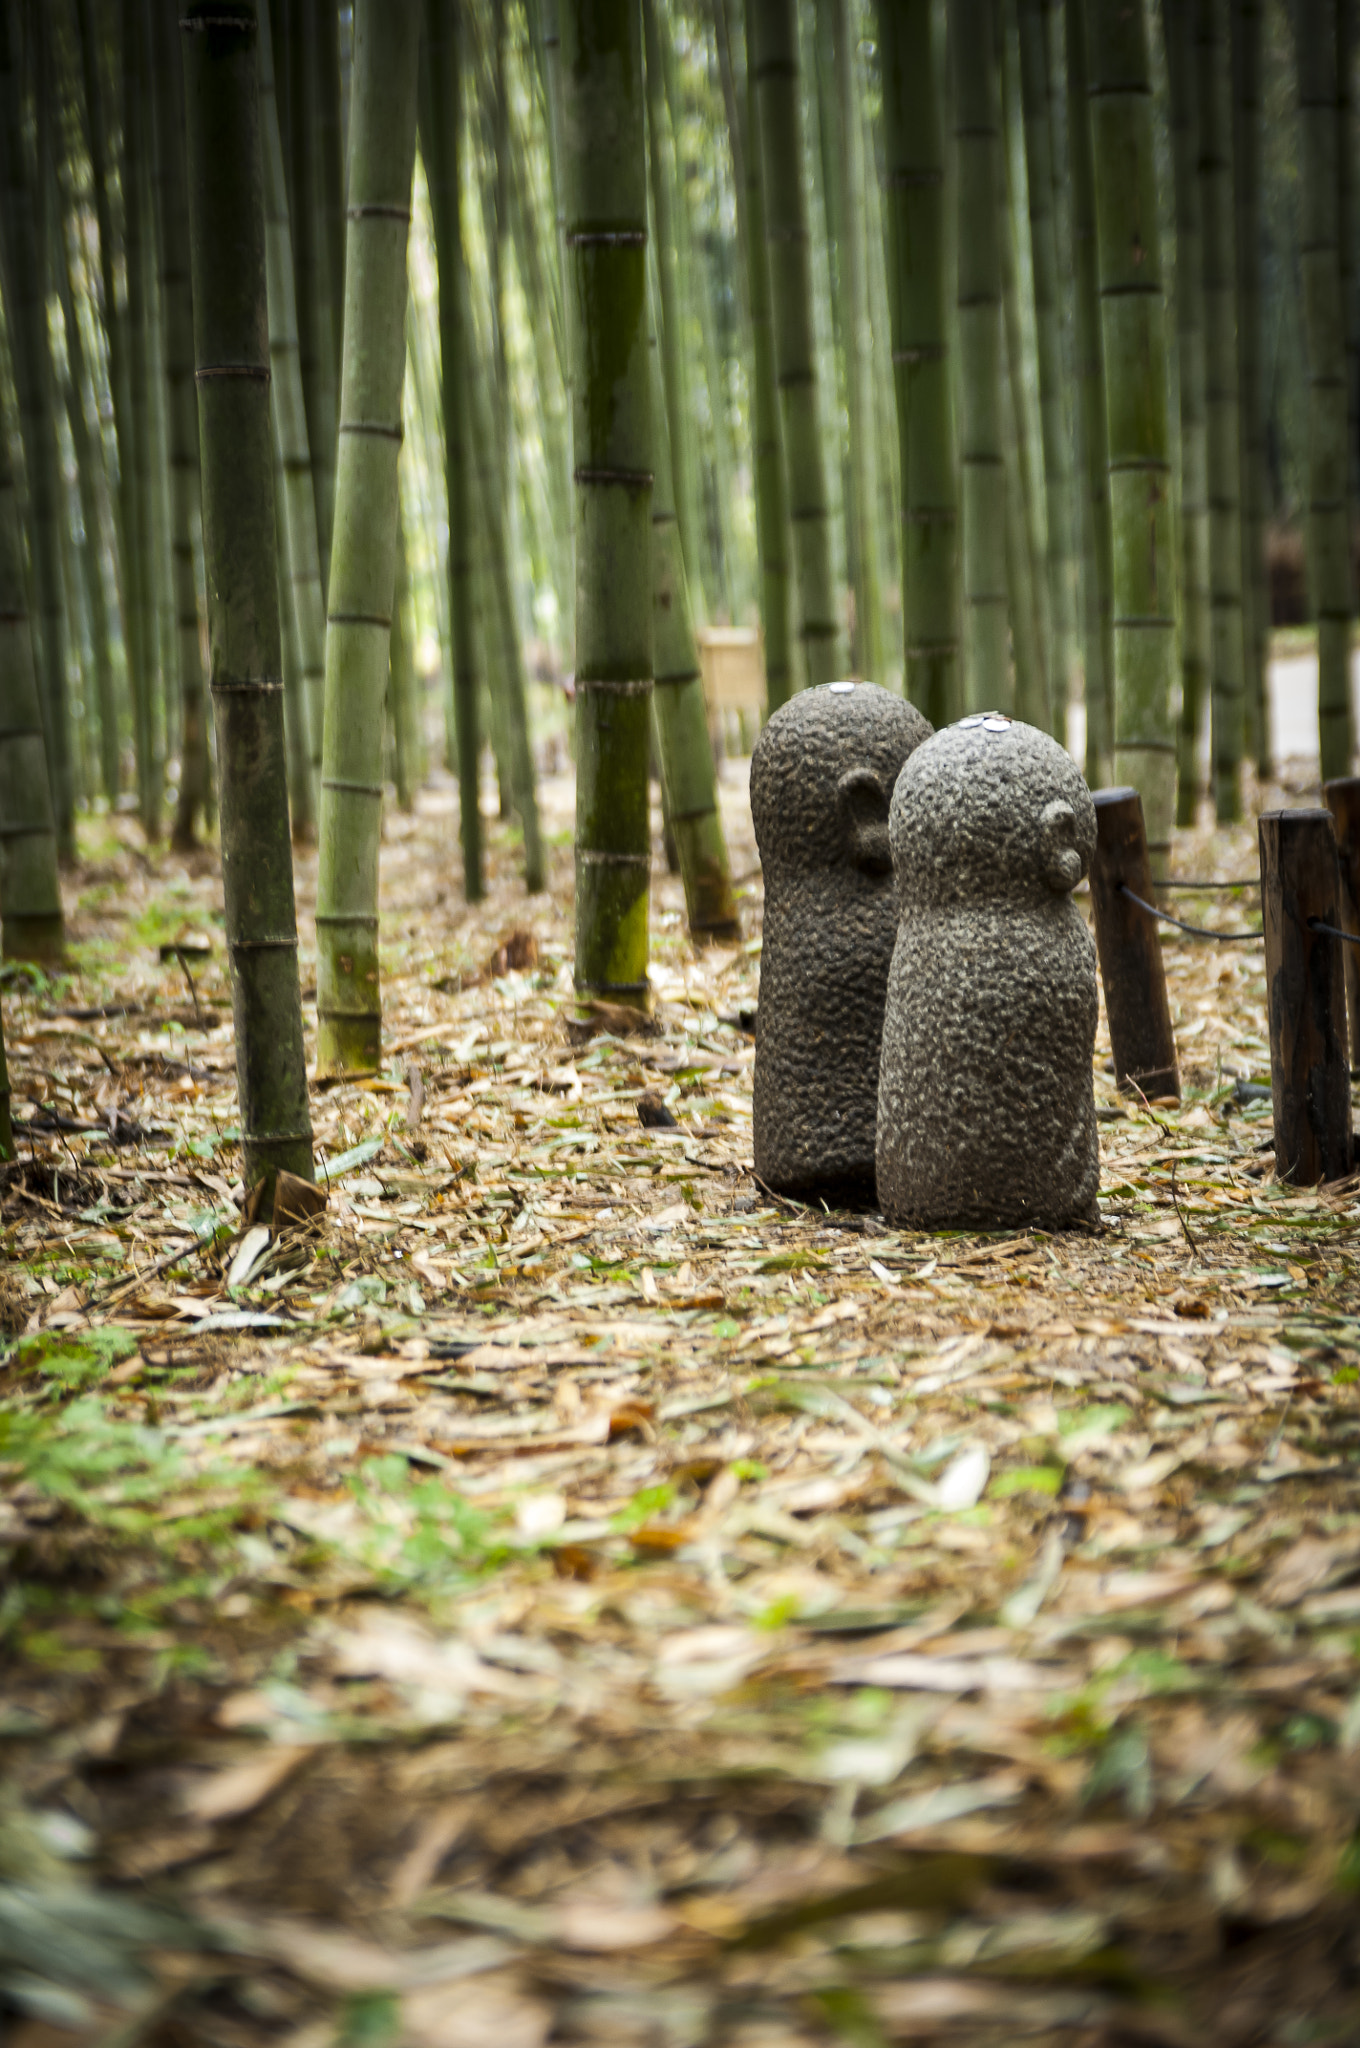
876 714 1100 1229
752 681 932 1198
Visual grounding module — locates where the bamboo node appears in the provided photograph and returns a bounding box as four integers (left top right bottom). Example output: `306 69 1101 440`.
566 229 646 246
573 465 652 488
195 362 269 381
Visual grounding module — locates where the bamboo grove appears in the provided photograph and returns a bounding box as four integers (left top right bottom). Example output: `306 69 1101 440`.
0 0 1357 1181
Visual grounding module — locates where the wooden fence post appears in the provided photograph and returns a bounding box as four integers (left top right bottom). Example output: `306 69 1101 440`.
1258 808 1353 1183
1089 788 1179 1100
1323 777 1360 1069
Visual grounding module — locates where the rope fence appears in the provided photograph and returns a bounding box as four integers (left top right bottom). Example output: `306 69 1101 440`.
1118 885 1264 944
1090 785 1359 1186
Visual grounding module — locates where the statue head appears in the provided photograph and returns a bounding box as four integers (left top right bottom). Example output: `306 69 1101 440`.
751 682 933 883
889 714 1096 910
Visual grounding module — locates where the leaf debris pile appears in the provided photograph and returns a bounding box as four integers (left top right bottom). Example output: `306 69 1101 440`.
3 774 1360 2046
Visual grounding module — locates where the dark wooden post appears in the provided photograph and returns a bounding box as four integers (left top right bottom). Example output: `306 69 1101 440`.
1323 777 1360 1069
1259 808 1353 1183
1089 787 1180 1100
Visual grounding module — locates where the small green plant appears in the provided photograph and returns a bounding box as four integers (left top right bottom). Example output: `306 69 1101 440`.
11 1327 139 1394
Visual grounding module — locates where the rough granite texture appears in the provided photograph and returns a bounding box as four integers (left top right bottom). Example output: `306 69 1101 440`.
752 682 932 1197
876 715 1101 1229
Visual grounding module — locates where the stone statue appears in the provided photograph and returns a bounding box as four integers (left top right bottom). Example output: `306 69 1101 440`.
877 714 1100 1228
752 681 932 1198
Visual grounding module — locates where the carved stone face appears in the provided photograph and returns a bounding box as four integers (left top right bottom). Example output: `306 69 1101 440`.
750 683 932 1200
888 713 1097 909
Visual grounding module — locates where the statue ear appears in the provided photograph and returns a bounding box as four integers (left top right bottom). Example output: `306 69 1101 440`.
836 767 892 874
1038 798 1083 893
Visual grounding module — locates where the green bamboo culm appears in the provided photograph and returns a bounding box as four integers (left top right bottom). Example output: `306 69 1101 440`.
421 0 483 903
564 0 654 1004
648 310 740 941
0 8 75 859
0 377 65 964
467 334 547 893
52 191 121 808
1197 0 1247 821
751 0 844 691
1064 0 1113 784
999 41 1052 728
259 0 326 808
124 0 166 841
149 6 210 851
878 0 958 725
643 0 704 617
274 453 315 838
289 0 340 593
314 0 420 1074
953 0 1009 714
742 0 795 714
76 0 139 811
1297 0 1355 780
1166 0 1211 825
1234 0 1269 778
388 507 418 814
832 0 884 687
181 0 314 1201
1083 0 1177 863
1016 0 1075 743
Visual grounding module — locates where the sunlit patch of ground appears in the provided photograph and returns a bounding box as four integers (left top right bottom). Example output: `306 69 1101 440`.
3 755 1360 2046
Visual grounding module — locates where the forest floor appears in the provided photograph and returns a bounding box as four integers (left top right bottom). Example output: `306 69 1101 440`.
3 757 1360 2048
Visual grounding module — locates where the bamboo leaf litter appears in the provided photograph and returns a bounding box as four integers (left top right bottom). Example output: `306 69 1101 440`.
2 783 1360 2037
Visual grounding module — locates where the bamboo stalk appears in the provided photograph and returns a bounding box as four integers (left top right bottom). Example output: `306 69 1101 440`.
421 0 483 902
314 0 421 1074
648 301 739 939
1016 0 1075 742
833 0 885 685
1297 0 1356 780
953 0 1009 714
1198 0 1248 819
999 32 1052 726
181 0 314 1199
51 164 121 808
0 7 75 857
1166 0 1212 826
644 0 706 617
878 0 957 724
1234 0 1269 779
1063 0 1113 784
289 0 339 591
741 0 795 712
259 0 326 808
1084 0 1178 861
0 372 65 963
149 3 209 851
751 0 843 690
564 0 653 1003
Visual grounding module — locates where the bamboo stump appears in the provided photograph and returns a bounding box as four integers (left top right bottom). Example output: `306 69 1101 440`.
1089 788 1179 1100
1323 777 1360 1069
1259 808 1352 1184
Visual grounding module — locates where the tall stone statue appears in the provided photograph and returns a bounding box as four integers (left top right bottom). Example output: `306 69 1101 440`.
752 682 932 1198
877 715 1101 1228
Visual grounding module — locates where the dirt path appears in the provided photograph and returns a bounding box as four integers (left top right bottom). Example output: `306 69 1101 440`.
2 768 1359 2046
